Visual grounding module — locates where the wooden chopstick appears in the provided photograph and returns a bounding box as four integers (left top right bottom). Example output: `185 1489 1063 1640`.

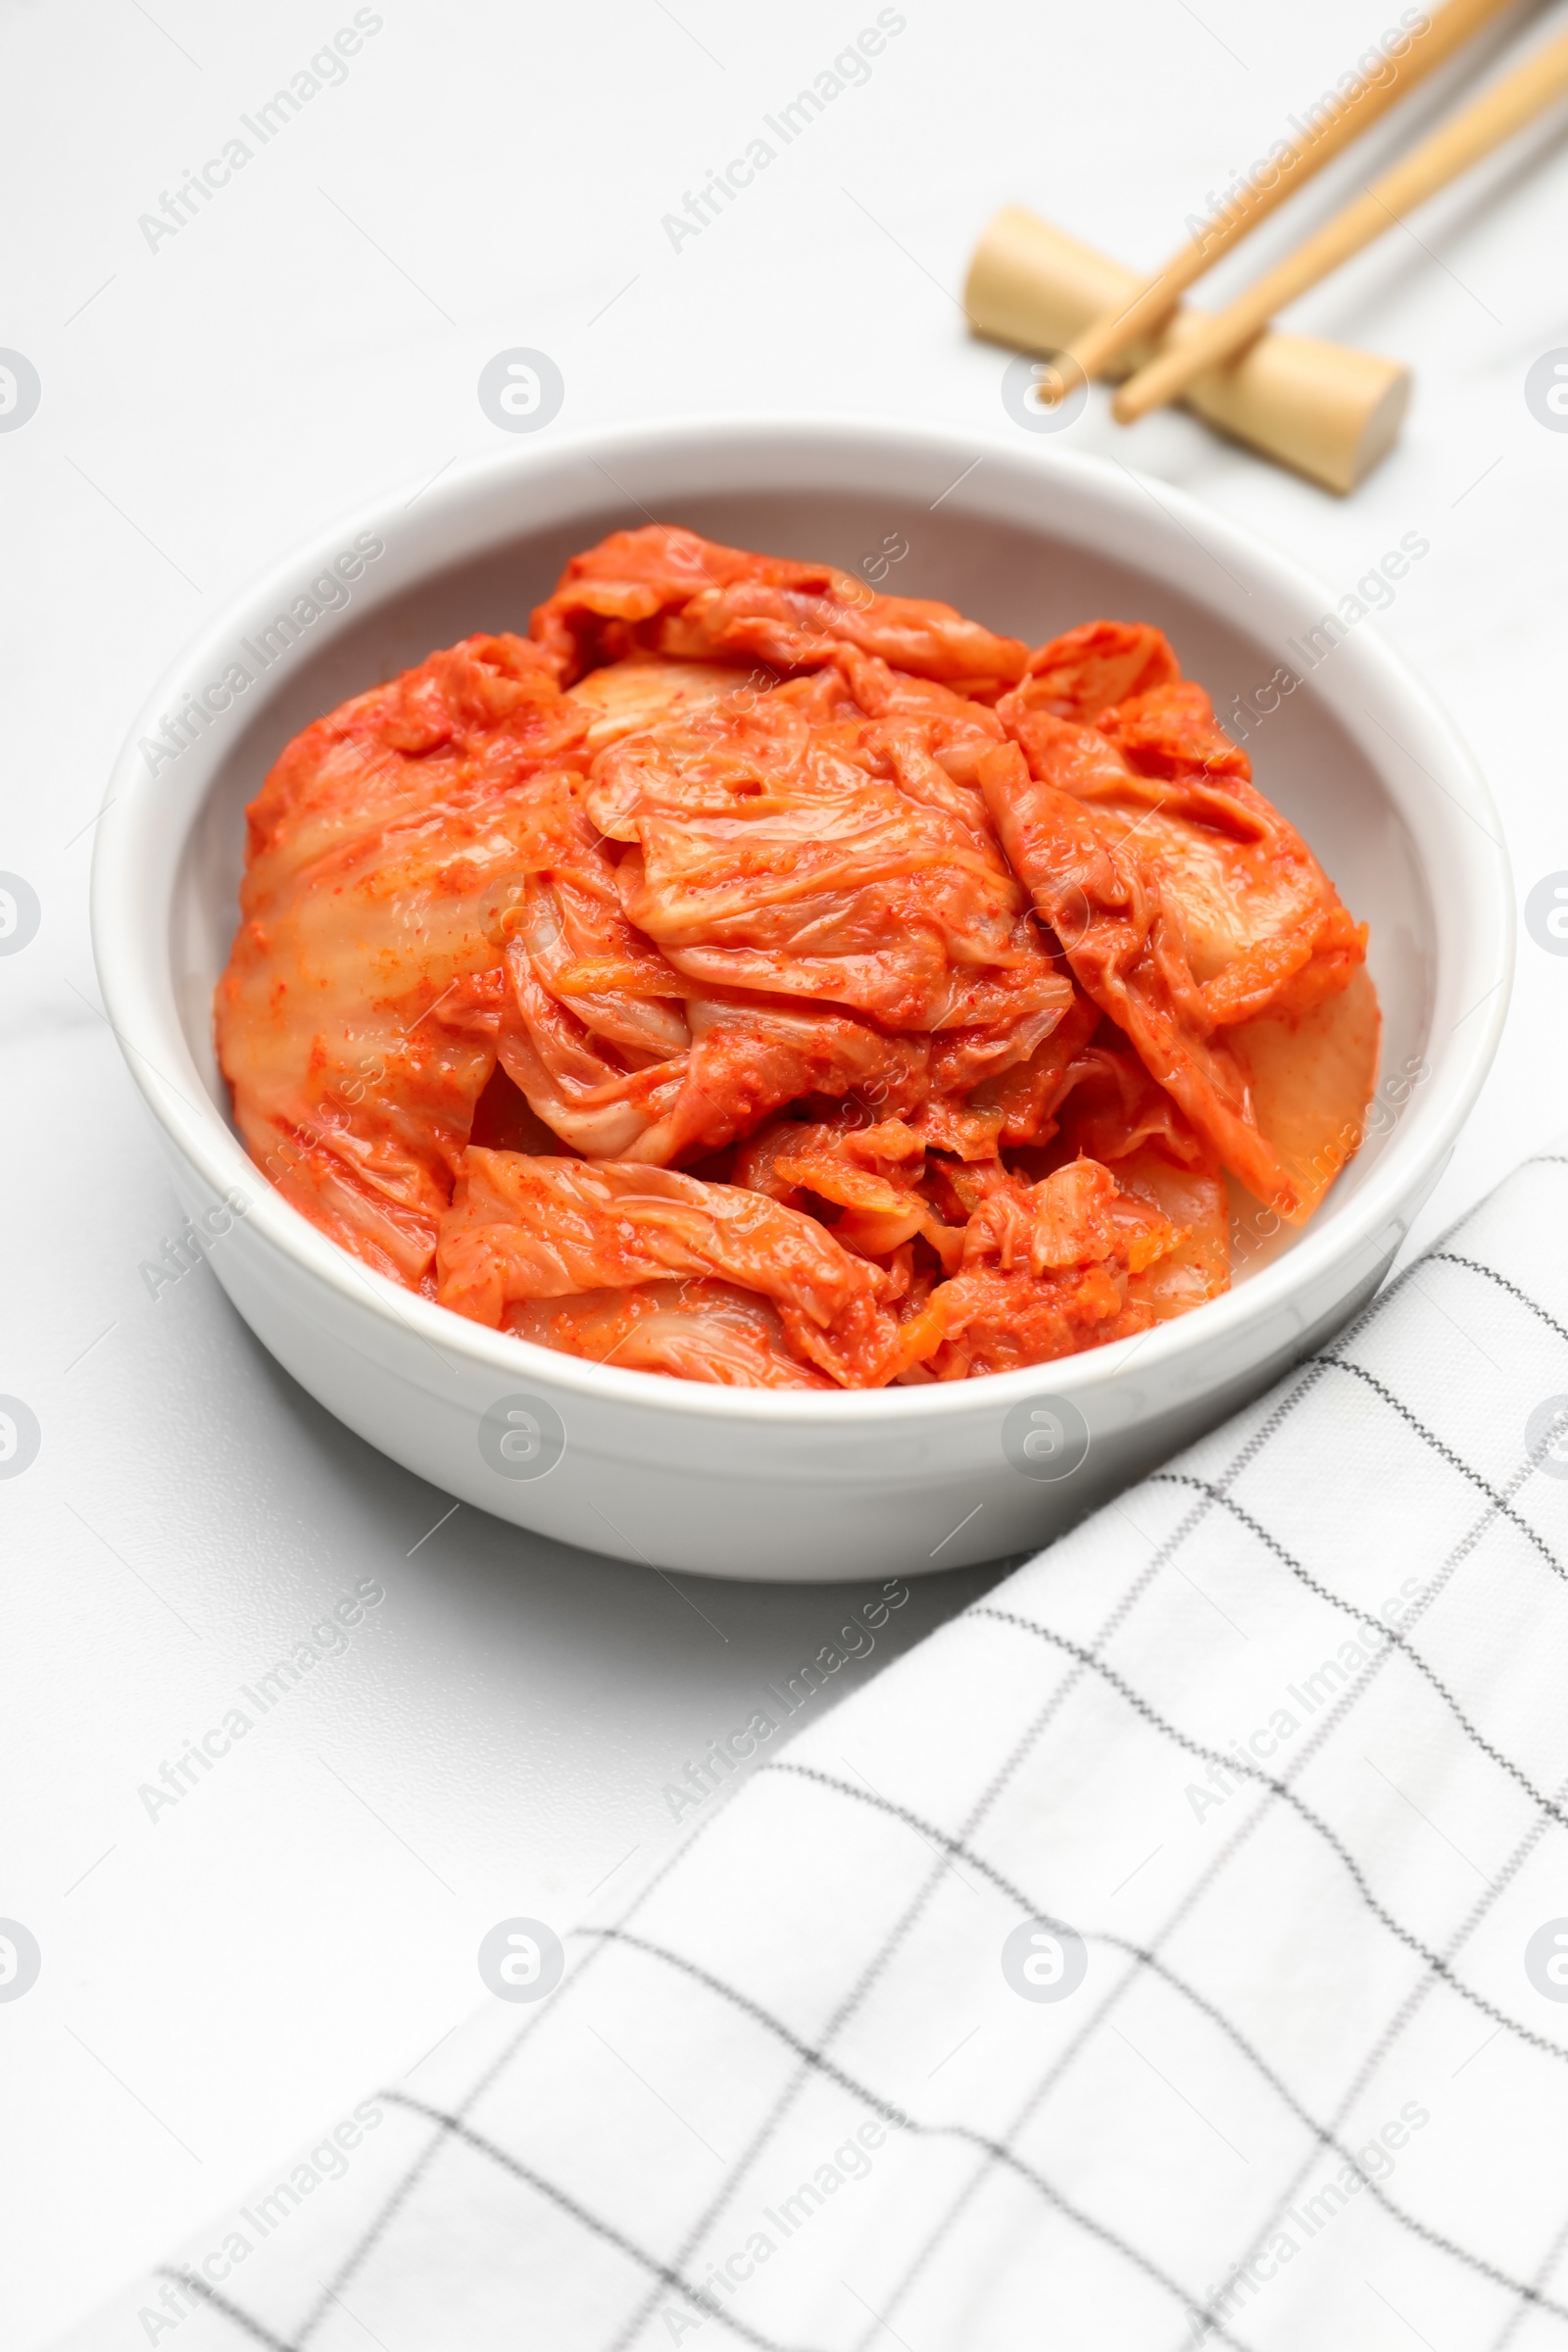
1114 24 1568 423
1064 0 1515 385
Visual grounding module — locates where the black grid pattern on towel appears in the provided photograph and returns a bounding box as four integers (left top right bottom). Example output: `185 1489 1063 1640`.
162 1155 1568 2352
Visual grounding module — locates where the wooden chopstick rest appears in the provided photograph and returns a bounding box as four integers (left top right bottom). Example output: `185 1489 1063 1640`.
965 205 1409 495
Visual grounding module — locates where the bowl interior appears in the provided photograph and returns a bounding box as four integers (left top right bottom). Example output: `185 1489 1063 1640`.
172 482 1431 1288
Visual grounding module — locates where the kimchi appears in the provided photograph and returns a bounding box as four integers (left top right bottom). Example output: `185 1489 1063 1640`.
217 527 1379 1390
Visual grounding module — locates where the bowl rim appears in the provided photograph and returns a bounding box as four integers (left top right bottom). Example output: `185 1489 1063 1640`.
90 412 1514 1430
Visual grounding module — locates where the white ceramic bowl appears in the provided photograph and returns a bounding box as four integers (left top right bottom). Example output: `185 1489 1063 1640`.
92 417 1510 1581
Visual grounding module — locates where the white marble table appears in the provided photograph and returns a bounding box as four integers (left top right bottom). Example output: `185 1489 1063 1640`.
4 1 1566 2340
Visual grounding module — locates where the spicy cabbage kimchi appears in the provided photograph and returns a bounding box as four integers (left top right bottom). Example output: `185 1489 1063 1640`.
217 525 1379 1390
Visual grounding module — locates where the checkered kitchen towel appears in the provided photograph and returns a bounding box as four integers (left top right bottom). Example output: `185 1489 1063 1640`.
66 1145 1568 2352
